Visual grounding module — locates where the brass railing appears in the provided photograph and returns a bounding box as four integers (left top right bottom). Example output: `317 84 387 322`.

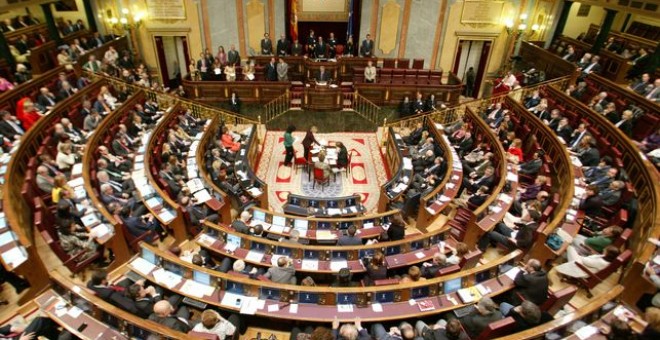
84 71 259 125
351 92 382 125
263 91 291 123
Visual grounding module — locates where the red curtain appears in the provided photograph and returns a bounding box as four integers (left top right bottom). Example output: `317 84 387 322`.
290 0 298 41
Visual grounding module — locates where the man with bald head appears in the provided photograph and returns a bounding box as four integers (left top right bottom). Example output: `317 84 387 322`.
510 258 548 305
149 300 192 332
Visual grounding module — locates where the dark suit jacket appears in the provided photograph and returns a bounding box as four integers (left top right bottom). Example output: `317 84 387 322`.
316 70 330 81
556 125 573 142
513 270 549 305
337 235 362 246
134 295 163 318
87 283 139 315
617 119 633 137
461 311 503 338
148 314 191 333
265 63 278 81
579 147 600 167
37 93 57 108
261 38 273 54
231 220 250 234
519 159 542 175
0 120 24 140
580 195 603 216
276 39 289 56
227 50 240 65
413 100 425 113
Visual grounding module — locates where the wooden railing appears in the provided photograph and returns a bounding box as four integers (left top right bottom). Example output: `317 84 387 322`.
519 41 581 85
86 71 259 125
262 90 290 123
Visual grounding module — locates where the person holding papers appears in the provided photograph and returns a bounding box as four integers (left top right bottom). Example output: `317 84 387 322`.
264 256 297 284
301 126 320 161
509 259 549 306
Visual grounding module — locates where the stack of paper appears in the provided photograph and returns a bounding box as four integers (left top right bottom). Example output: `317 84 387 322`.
245 251 264 263
158 210 176 223
301 259 319 270
220 292 244 308
130 257 156 275
152 268 182 289
193 189 212 204
187 178 205 193
330 260 348 272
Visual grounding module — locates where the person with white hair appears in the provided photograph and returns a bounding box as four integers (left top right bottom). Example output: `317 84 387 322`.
231 210 252 234
148 300 191 332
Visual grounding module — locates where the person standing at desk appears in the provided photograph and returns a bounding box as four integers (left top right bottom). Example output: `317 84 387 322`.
336 141 349 168
291 40 303 56
360 34 374 57
316 66 330 82
227 44 240 66
229 92 241 113
327 32 337 58
261 32 273 55
276 34 289 56
413 92 425 114
315 36 326 58
283 125 296 166
265 57 278 81
306 30 316 55
346 35 355 56
302 126 320 160
277 58 289 81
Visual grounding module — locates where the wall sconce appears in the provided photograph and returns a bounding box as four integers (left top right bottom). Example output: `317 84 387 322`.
104 7 146 30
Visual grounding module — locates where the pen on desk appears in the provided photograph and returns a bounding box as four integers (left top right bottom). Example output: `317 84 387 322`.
280 302 291 309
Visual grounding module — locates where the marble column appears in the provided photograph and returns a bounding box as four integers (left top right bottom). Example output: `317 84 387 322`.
551 0 573 43
82 0 98 32
41 3 62 46
591 9 617 54
0 33 15 69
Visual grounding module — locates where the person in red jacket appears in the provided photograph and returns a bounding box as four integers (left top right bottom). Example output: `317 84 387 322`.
15 97 43 131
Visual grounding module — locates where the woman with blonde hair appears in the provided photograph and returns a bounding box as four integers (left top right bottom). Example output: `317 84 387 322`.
506 138 524 164
51 174 74 203
16 97 42 131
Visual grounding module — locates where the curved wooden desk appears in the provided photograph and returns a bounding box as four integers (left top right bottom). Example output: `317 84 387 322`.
127 242 523 322
198 221 453 274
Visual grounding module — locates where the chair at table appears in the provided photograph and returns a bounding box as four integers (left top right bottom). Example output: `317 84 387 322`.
313 168 330 190
294 150 308 174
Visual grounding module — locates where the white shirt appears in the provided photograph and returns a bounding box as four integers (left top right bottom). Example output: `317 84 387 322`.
192 318 236 339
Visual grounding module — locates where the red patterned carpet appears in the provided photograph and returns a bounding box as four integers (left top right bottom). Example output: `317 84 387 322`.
256 132 388 213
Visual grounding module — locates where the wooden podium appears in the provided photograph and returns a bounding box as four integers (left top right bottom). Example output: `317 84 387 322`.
303 83 342 111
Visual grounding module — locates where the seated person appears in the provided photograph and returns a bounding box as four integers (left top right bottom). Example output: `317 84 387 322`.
477 209 540 252
337 225 362 246
336 142 349 168
192 309 240 339
462 166 495 194
446 242 469 266
553 245 620 280
517 175 548 203
400 266 425 283
149 300 192 333
231 210 252 234
370 322 415 340
265 256 297 284
572 225 623 253
58 219 102 263
364 251 387 286
125 279 179 319
518 150 543 176
87 270 137 312
414 318 467 340
314 154 332 180
511 259 549 306
1 317 69 340
332 268 359 287
459 297 502 338
221 126 241 152
600 180 625 206
499 301 553 333
421 253 450 278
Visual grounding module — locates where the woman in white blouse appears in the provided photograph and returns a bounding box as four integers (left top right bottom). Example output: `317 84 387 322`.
554 245 619 279
56 142 77 172
364 60 377 83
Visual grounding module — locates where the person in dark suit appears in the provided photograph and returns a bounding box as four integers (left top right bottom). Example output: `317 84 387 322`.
37 87 58 110
305 30 316 55
336 142 349 168
614 110 634 137
261 32 273 55
337 226 363 246
227 44 240 65
327 32 337 58
126 282 167 318
478 209 539 252
500 300 553 334
276 34 289 56
399 96 412 117
626 47 651 80
181 196 219 231
555 118 574 142
265 57 278 81
231 211 251 234
228 92 241 114
511 259 549 305
579 185 603 217
405 122 425 145
14 34 31 55
316 66 330 81
291 40 302 56
360 34 374 57
0 316 67 340
460 297 503 339
364 251 388 285
463 166 495 193
577 142 600 167
119 206 164 240
568 123 590 150
579 55 602 80
301 126 319 161
523 91 542 109
387 215 406 241
87 270 138 314
314 36 326 58
149 300 192 333
561 45 577 62
518 150 543 176
196 52 211 80
412 92 425 114
0 111 25 140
